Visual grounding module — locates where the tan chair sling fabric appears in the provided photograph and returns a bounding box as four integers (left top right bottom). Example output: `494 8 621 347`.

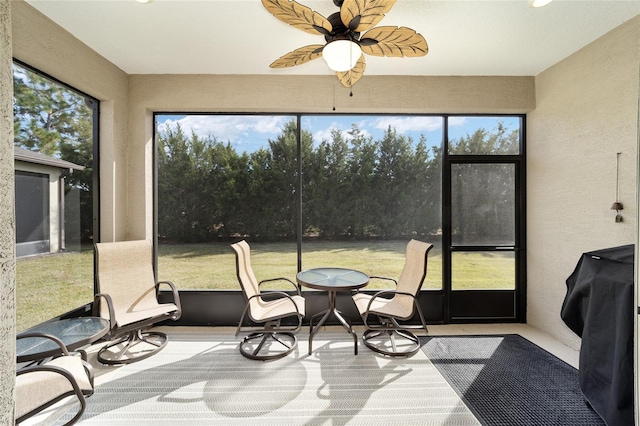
96 240 179 326
353 239 433 319
233 240 305 322
94 240 181 364
353 239 433 356
15 335 94 425
231 240 305 360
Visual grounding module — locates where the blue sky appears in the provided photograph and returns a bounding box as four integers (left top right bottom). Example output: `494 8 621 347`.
156 114 520 154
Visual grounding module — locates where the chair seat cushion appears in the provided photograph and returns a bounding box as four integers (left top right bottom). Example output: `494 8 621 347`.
250 295 305 322
353 293 413 320
46 356 93 392
115 303 179 327
15 356 91 419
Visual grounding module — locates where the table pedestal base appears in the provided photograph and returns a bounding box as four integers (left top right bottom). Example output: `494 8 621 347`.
309 291 358 355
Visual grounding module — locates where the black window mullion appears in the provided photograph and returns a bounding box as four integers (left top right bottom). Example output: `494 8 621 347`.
442 116 452 321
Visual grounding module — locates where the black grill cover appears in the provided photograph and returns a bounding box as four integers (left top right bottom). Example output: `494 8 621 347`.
561 244 635 426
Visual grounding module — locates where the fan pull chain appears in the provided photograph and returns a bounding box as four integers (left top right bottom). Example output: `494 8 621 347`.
332 81 336 111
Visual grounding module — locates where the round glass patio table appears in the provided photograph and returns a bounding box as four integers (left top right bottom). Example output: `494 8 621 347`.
297 267 369 355
17 317 110 363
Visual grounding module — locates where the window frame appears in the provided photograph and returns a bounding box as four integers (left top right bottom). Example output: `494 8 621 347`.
12 59 100 326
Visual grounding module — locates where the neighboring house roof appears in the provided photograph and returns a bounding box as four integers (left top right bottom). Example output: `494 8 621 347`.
14 146 85 171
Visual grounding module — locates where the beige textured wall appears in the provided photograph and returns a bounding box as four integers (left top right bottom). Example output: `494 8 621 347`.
128 74 534 238
527 16 640 349
11 0 129 243
0 0 15 423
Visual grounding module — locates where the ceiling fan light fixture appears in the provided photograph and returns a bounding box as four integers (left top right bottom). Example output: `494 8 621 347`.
529 0 553 7
322 40 361 72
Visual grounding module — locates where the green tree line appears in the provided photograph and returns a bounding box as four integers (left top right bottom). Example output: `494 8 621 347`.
158 120 519 243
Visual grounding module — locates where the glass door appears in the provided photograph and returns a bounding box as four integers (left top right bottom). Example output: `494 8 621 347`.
445 116 525 322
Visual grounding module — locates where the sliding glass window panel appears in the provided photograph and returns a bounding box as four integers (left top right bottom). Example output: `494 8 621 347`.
300 115 444 290
155 114 298 290
13 62 97 331
451 163 516 246
452 251 516 290
448 116 521 155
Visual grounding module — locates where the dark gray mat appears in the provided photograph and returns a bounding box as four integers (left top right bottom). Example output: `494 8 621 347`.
420 334 605 426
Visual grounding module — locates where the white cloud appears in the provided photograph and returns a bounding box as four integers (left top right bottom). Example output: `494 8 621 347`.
158 115 294 153
159 115 290 142
448 116 468 127
312 120 372 144
373 116 444 134
157 114 453 152
313 128 334 143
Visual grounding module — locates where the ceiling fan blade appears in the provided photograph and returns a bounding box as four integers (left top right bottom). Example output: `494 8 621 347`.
340 0 396 33
336 54 366 87
262 0 333 35
360 26 428 57
270 44 325 68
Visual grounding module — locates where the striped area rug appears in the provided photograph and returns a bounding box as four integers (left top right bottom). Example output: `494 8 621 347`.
51 327 480 425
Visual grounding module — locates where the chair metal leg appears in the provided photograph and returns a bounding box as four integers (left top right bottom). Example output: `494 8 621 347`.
361 297 430 357
97 329 168 365
362 315 425 357
239 331 297 361
362 328 421 357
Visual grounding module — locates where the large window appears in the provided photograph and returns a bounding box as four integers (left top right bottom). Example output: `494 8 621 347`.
13 62 98 330
155 115 298 289
299 115 443 290
154 113 525 322
155 114 444 291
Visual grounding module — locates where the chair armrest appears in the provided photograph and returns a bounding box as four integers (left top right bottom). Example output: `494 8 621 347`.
16 332 70 356
249 291 303 316
80 358 95 390
363 289 418 323
369 275 399 286
94 293 116 331
157 280 182 320
259 277 301 295
235 291 303 337
367 289 416 305
353 275 398 294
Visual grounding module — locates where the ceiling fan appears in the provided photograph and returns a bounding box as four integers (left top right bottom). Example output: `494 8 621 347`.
261 0 428 88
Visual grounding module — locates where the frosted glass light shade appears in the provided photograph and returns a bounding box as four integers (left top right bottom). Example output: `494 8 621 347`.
322 40 362 72
529 0 553 7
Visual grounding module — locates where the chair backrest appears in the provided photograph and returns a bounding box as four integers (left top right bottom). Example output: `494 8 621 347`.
95 240 159 321
230 240 260 302
396 239 434 296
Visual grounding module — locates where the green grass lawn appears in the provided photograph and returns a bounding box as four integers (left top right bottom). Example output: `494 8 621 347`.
16 240 514 331
156 240 444 290
16 249 94 331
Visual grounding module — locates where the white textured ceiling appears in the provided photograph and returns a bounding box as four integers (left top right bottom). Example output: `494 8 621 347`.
25 0 640 77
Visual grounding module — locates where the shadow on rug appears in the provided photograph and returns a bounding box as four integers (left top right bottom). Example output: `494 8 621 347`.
420 335 605 426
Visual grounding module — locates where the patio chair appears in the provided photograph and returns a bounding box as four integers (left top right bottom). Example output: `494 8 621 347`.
15 333 94 425
353 239 433 357
231 240 305 360
94 240 182 365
